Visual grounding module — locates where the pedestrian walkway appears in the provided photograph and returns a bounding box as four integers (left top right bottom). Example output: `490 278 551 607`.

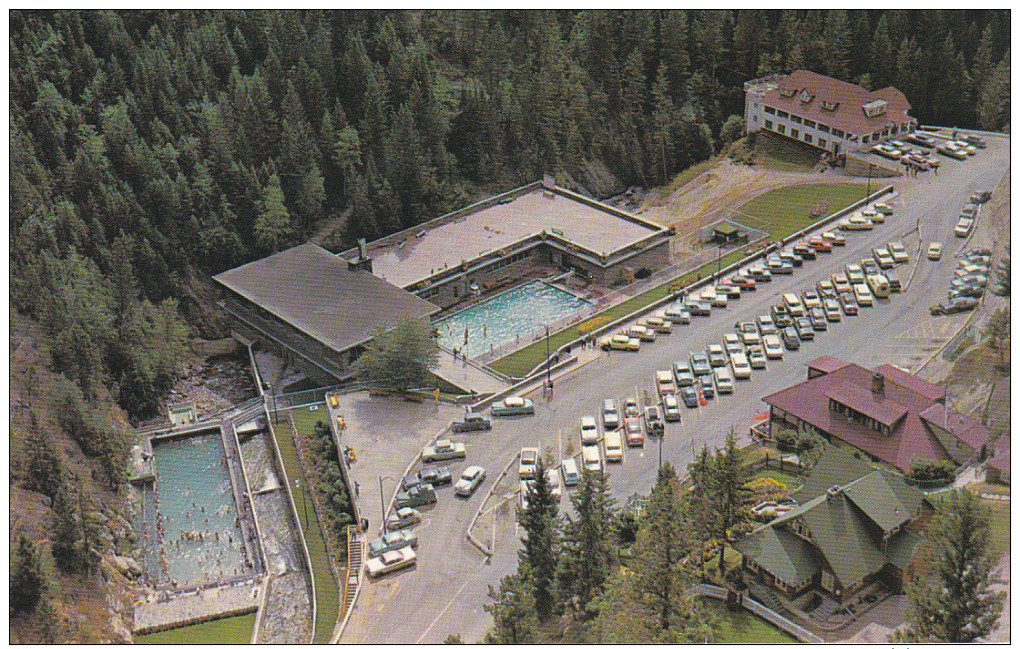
433 348 509 396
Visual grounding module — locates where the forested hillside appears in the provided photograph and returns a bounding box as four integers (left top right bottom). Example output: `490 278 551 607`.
9 9 1011 421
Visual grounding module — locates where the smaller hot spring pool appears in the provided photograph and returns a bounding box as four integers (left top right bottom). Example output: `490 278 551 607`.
436 281 590 358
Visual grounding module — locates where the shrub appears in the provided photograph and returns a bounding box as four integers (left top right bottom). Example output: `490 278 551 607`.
909 459 956 483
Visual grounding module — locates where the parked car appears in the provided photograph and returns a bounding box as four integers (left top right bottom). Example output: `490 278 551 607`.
623 417 644 447
699 374 715 399
663 306 692 324
713 367 734 394
644 406 664 435
600 334 641 351
770 305 794 328
604 431 624 462
954 216 974 237
962 135 987 149
831 273 853 294
491 396 535 416
735 321 761 346
395 484 437 509
717 284 742 300
792 244 816 260
662 394 682 421
961 203 978 217
729 273 757 290
386 507 422 531
561 458 581 487
970 190 992 203
672 361 695 387
816 279 837 299
756 314 779 337
887 241 909 265
779 250 803 267
365 547 417 578
862 208 884 224
809 307 828 331
580 416 600 445
762 334 784 359
422 439 467 463
854 283 874 307
861 258 881 276
927 242 943 260
930 297 979 315
781 327 801 350
906 132 937 147
873 248 896 269
629 324 657 341
873 202 894 215
706 343 728 367
801 289 821 310
823 298 842 322
655 369 677 396
455 466 486 497
623 398 640 419
602 399 620 429
402 466 452 490
451 413 492 433
689 351 712 376
730 352 751 379
884 268 902 292
723 333 743 356
794 316 814 341
845 264 866 285
368 529 418 557
519 447 540 479
581 445 602 473
783 293 806 316
949 284 984 299
747 266 772 282
686 300 712 316
748 346 767 369
838 292 859 315
678 385 699 408
821 230 846 246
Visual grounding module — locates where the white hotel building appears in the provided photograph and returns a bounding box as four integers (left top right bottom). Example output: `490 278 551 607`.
744 70 917 156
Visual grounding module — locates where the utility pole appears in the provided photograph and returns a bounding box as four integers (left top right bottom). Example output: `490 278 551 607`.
866 163 872 205
545 325 552 393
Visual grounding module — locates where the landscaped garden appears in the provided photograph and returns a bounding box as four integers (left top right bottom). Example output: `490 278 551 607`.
701 598 799 643
135 612 257 644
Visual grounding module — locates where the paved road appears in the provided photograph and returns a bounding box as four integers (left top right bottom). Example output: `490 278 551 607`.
340 132 1009 644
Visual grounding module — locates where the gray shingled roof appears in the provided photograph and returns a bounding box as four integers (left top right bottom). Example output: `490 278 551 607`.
213 243 440 353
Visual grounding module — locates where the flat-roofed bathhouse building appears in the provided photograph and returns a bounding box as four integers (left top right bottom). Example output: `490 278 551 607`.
339 178 672 308
214 243 440 383
735 445 932 605
744 70 916 156
762 357 992 473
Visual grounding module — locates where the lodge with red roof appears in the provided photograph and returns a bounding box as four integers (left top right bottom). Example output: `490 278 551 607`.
761 357 992 473
744 70 917 156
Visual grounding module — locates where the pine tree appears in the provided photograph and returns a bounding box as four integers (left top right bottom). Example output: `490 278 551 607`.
992 246 1009 297
903 489 1005 642
712 428 749 569
687 445 719 580
517 456 558 617
557 467 617 615
51 479 83 573
10 535 46 615
869 15 896 88
977 52 1010 131
253 173 293 253
484 572 540 643
23 411 64 500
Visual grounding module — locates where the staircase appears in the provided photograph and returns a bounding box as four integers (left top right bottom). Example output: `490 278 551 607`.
342 526 363 618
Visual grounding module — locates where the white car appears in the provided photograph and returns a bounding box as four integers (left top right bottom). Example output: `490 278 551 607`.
730 352 751 380
954 216 974 237
872 143 902 160
888 241 909 264
519 447 539 479
601 334 640 351
629 325 657 342
581 445 602 473
601 399 620 429
854 283 874 307
643 317 673 334
365 547 417 578
927 242 942 260
762 334 784 360
604 431 623 462
822 230 846 246
454 465 486 497
386 507 422 531
713 367 734 394
580 416 600 445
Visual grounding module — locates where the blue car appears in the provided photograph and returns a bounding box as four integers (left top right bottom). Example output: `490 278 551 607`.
679 385 699 408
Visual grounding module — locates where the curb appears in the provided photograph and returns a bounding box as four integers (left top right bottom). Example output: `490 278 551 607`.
916 307 981 375
466 452 521 558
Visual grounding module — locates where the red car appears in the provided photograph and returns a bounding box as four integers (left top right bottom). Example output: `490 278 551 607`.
727 274 757 290
807 237 832 252
623 417 644 447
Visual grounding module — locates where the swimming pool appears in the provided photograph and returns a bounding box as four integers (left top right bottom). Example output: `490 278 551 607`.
136 431 249 587
436 281 590 358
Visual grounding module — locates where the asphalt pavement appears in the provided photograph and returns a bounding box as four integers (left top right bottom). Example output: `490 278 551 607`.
340 132 1009 644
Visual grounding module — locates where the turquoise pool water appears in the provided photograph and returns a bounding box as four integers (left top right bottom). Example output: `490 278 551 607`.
437 281 590 358
140 432 248 587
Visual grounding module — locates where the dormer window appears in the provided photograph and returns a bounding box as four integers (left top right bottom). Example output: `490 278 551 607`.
821 100 839 111
780 87 796 98
862 99 888 117
800 89 814 103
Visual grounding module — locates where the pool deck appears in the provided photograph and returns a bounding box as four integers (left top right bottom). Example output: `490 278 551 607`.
368 187 662 288
133 577 263 634
433 348 510 396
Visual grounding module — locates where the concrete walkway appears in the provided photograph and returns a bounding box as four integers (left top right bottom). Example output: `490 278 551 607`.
433 348 509 396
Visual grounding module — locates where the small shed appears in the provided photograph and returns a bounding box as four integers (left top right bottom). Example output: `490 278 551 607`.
712 222 741 244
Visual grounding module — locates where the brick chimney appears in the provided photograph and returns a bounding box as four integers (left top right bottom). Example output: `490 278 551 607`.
871 371 885 395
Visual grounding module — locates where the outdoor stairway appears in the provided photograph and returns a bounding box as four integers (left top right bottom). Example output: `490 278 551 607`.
342 528 363 618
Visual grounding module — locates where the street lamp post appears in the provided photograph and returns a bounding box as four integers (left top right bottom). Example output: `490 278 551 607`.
545 325 552 393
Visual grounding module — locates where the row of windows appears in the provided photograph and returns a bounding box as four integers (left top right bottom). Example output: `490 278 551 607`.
828 398 893 435
417 249 533 298
759 104 847 139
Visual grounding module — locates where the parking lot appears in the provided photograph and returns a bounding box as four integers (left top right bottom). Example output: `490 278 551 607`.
341 129 1010 643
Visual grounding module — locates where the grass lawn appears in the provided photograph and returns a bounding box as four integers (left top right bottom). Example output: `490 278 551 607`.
738 182 871 241
747 468 805 491
702 598 799 643
759 131 824 173
967 480 1011 497
927 490 1010 558
274 406 341 644
135 612 257 644
488 246 750 378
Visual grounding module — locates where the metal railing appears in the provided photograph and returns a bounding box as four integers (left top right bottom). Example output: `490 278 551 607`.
693 583 823 643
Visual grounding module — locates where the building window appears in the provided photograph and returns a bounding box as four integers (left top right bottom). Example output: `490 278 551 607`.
754 102 759 108
778 124 786 134
790 114 802 124
817 123 830 133
804 119 816 128
804 133 812 143
753 115 758 123
818 137 827 148
765 106 776 115
777 110 789 119
821 100 839 111
862 134 870 143
765 119 773 130
833 128 845 138
791 128 799 139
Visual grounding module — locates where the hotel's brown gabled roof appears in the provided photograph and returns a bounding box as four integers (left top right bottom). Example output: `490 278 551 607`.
765 70 913 136
918 403 992 451
762 359 979 472
214 243 440 353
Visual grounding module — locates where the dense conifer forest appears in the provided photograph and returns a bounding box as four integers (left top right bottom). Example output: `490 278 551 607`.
9 9 1010 420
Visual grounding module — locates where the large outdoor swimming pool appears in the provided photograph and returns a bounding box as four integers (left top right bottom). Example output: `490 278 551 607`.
135 431 248 588
436 281 590 358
